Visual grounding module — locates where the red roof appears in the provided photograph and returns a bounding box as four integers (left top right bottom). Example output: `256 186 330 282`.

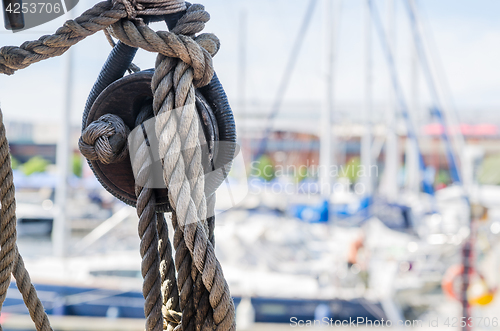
422 123 498 136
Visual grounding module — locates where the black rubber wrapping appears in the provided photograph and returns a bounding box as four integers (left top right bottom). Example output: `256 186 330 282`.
199 73 237 196
81 41 139 207
82 41 138 130
200 73 237 144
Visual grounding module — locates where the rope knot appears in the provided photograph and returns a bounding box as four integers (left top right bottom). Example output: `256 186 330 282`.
108 3 220 87
79 114 130 164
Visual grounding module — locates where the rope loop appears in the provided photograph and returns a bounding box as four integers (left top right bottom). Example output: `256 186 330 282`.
79 114 130 164
107 4 219 87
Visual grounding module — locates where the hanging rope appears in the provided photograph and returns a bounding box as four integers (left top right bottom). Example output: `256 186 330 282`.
0 1 236 330
0 109 53 331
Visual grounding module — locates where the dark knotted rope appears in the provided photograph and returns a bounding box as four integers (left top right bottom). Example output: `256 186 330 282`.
79 114 130 164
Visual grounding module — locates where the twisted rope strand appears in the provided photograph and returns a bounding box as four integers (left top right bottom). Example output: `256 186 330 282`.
12 253 52 331
0 109 53 331
172 212 196 331
0 1 126 75
151 10 236 328
157 213 181 330
0 2 217 78
136 185 163 331
151 13 218 329
134 104 182 331
131 105 169 331
0 110 17 314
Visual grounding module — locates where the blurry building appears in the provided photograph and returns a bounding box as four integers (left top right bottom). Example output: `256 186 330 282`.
5 121 81 163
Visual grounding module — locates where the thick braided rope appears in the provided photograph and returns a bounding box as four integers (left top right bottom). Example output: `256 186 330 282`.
148 6 218 330
162 19 213 331
171 211 213 331
132 104 182 331
131 104 168 331
150 13 214 327
0 109 52 331
165 58 212 331
136 185 163 331
153 98 235 330
150 11 235 331
12 253 52 331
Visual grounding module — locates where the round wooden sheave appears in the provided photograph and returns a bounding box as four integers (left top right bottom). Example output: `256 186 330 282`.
84 70 219 211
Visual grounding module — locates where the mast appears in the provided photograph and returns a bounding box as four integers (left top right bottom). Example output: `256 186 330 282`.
407 8 420 195
53 46 73 257
384 0 398 201
254 0 317 160
238 7 248 159
320 0 339 199
404 0 461 184
361 0 373 200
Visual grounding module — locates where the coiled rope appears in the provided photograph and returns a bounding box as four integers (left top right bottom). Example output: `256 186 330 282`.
0 1 236 330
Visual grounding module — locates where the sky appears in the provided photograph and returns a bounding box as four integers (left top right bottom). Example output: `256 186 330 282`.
0 0 499 126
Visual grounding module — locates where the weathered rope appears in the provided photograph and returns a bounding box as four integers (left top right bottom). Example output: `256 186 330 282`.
130 104 164 331
0 109 18 317
0 109 53 331
0 1 236 330
153 57 235 331
132 104 182 331
0 0 216 85
158 213 181 330
149 7 224 330
133 92 203 331
151 5 235 329
12 253 52 331
79 114 130 164
107 19 218 87
172 210 196 331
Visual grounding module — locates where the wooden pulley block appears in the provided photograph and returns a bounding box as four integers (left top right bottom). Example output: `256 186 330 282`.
83 69 219 212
